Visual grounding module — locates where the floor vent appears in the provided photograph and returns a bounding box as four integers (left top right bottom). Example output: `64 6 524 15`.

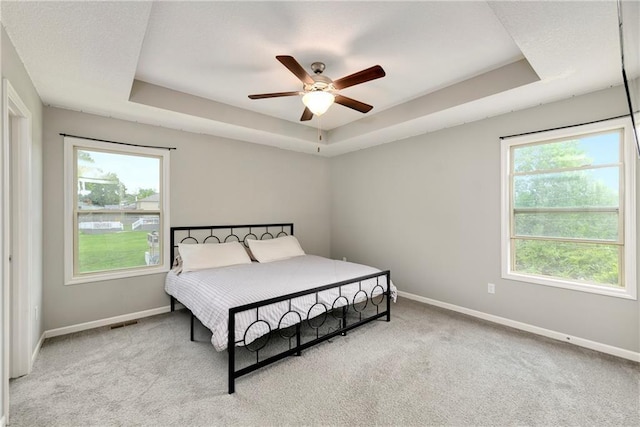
110 320 139 330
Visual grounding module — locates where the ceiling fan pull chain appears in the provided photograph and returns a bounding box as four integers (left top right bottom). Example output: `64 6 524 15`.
317 116 322 153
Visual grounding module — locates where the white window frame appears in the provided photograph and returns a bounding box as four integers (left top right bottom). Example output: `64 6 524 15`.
501 117 637 300
64 136 170 285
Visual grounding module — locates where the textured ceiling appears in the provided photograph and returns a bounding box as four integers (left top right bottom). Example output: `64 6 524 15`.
1 1 634 156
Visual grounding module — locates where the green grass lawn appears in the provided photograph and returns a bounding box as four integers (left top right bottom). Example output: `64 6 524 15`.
78 231 150 273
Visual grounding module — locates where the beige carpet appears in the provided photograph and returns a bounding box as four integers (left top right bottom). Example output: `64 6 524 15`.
10 298 640 426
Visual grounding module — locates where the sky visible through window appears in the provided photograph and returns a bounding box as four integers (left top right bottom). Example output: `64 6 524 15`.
515 131 620 193
81 150 159 193
578 132 619 192
580 132 618 164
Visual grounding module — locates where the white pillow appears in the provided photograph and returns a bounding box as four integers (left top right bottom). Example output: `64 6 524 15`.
247 235 305 263
178 241 252 272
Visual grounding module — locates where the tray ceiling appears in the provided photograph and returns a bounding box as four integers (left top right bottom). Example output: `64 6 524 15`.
1 1 632 156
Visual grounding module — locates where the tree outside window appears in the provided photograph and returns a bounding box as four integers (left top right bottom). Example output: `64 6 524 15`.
501 119 636 299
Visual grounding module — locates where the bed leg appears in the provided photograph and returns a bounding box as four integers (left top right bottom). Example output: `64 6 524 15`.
170 296 175 312
190 312 195 342
341 306 348 336
229 311 236 394
386 272 391 322
295 324 301 356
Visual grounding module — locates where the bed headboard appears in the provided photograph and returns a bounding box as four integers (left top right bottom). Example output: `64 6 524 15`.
169 223 294 265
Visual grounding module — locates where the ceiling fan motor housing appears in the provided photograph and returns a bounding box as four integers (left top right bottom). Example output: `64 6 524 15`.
305 75 334 92
306 62 334 92
310 62 326 74
248 55 384 120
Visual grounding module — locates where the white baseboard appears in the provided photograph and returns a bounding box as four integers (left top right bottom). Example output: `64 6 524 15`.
398 290 640 363
44 306 173 339
0 415 5 427
31 332 45 369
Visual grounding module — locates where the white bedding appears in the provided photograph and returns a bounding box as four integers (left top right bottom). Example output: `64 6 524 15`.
165 254 397 351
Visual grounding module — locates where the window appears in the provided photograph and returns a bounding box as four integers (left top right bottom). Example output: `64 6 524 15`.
501 118 636 299
64 136 170 284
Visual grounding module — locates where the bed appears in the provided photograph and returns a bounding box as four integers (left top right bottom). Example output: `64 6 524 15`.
165 223 396 393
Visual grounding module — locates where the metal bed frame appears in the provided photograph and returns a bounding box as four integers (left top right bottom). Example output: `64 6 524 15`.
168 223 392 394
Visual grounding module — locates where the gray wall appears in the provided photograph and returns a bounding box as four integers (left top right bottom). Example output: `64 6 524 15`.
330 85 640 353
43 107 330 330
8 16 638 357
1 25 45 359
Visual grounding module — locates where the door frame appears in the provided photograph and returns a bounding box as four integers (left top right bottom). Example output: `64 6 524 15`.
2 78 33 420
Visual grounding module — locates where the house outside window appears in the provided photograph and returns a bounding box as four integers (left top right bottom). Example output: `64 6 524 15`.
501 118 636 299
64 136 170 284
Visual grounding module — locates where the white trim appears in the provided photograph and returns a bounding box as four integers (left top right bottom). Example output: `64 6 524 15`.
622 120 637 296
398 290 640 363
63 136 171 285
31 332 45 367
500 117 637 300
2 79 33 427
500 138 511 282
64 267 169 286
1 78 9 427
504 272 636 300
8 81 33 378
0 415 5 427
44 306 172 339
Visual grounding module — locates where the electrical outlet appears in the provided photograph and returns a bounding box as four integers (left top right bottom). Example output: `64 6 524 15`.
342 257 347 262
487 283 495 294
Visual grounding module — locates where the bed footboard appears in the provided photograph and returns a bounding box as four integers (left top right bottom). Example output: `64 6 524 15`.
227 270 391 394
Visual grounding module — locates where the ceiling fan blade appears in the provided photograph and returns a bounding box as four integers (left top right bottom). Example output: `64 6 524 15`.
248 91 300 99
300 107 313 121
276 55 314 85
334 94 374 113
333 65 386 90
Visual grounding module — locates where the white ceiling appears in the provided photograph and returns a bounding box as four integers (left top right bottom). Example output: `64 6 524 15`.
1 1 635 156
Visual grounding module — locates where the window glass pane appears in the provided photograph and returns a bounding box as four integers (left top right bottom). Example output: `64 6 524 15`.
77 149 160 210
74 147 163 277
514 211 618 241
503 120 634 296
514 239 620 286
77 212 161 274
513 167 619 209
513 131 620 173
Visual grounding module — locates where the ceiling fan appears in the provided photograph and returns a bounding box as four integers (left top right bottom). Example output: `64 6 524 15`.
248 55 386 121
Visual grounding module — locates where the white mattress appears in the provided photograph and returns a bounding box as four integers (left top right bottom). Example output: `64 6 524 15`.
165 254 397 351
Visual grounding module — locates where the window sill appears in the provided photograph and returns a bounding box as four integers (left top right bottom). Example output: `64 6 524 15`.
65 265 169 286
503 271 637 300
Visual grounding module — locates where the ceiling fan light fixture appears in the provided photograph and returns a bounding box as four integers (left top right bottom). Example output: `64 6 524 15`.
249 56 385 121
302 91 335 116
